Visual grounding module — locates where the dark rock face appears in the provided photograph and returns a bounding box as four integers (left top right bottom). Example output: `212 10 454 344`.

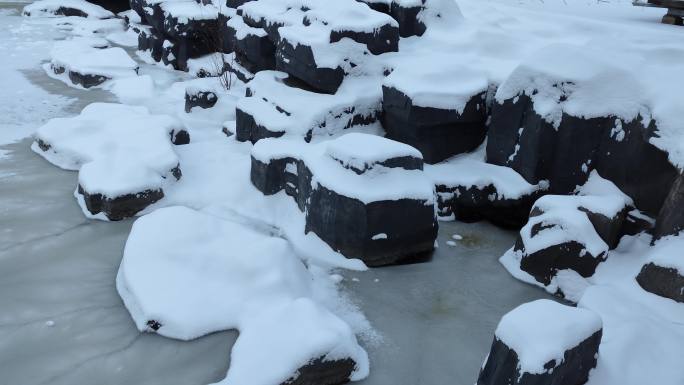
382 86 488 164
654 173 684 240
77 184 165 221
250 142 437 266
283 357 356 385
390 2 425 37
477 330 602 385
184 89 218 113
356 0 390 14
487 93 679 219
275 39 345 95
327 19 399 55
435 183 542 229
235 108 285 144
636 262 684 303
217 12 235 53
130 0 145 19
86 0 130 14
138 27 164 62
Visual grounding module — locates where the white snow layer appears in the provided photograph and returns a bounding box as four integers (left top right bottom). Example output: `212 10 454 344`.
117 206 369 385
495 299 602 375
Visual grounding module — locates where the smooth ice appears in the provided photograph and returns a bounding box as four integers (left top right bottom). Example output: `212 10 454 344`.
0 3 547 384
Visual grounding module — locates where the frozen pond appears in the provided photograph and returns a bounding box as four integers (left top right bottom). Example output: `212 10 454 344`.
0 2 548 384
0 135 546 385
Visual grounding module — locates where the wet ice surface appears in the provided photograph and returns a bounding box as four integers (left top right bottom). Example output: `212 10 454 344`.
0 3 547 384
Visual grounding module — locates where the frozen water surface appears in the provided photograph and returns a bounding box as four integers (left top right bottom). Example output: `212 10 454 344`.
0 2 548 384
0 136 546 385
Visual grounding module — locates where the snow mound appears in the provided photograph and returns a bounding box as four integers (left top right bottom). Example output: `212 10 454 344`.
32 103 185 219
46 38 138 88
23 0 114 18
117 206 369 385
495 299 602 376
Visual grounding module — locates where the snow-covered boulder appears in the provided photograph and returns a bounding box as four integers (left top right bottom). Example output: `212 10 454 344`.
486 44 679 220
117 206 369 385
23 0 114 18
507 172 633 293
236 71 381 144
250 133 437 266
271 0 398 93
382 58 489 163
425 151 547 228
32 103 187 220
478 299 602 385
46 38 138 88
636 235 684 303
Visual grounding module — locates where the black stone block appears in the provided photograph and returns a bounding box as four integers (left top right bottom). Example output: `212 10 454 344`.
382 86 487 164
275 39 345 94
487 93 679 218
250 137 437 266
390 2 425 37
228 23 276 72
